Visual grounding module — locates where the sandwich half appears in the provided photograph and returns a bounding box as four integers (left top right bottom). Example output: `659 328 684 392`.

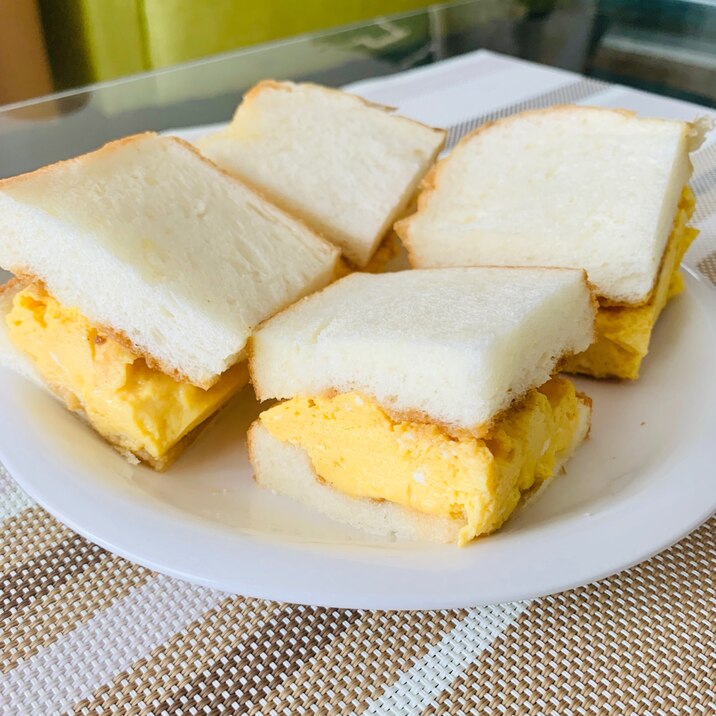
396 106 711 379
248 268 595 545
0 133 340 469
197 80 446 270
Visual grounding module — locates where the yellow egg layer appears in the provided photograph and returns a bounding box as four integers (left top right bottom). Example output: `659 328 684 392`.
565 186 697 380
6 283 248 467
260 376 582 545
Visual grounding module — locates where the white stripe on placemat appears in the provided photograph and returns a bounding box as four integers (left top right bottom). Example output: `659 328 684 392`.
444 77 608 150
682 141 716 270
0 574 222 715
693 142 716 222
363 601 530 715
0 466 35 523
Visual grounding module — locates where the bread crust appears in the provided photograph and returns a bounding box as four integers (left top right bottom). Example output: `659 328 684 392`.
396 105 698 307
0 132 156 192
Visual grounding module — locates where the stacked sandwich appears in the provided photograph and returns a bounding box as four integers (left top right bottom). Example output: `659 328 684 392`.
396 107 708 379
0 133 340 469
249 268 595 545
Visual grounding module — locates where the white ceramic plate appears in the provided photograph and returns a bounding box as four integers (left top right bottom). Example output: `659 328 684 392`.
1 267 716 609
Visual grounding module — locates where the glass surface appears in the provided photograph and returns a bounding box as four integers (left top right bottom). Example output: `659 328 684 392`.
1 0 715 179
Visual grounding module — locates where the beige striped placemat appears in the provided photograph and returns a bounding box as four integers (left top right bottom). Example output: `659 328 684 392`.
2 56 716 714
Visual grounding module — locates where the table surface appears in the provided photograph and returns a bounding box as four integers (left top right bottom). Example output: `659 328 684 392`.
1 6 716 714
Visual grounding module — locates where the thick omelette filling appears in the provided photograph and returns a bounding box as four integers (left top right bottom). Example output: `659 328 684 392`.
6 283 248 467
565 187 697 380
260 376 583 545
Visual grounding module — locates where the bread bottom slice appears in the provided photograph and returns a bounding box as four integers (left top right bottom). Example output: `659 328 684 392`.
248 395 591 545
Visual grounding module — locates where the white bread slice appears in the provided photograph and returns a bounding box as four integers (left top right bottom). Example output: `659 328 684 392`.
197 81 446 268
397 107 710 305
248 395 591 544
250 268 595 432
0 133 340 389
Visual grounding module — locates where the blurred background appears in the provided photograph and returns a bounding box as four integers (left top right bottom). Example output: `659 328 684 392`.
2 0 716 107
2 0 715 180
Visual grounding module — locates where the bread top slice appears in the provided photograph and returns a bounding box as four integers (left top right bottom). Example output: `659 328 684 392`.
197 81 446 269
250 267 595 433
397 106 710 305
0 133 340 388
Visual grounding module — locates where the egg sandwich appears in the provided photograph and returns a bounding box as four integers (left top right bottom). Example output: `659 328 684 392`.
396 106 711 379
197 80 446 270
248 267 595 545
0 133 340 469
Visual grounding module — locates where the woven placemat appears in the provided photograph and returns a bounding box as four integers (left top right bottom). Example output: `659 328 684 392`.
2 57 716 714
1 472 714 714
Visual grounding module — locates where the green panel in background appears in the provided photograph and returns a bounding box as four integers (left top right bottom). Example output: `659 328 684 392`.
145 9 434 116
270 0 439 41
39 0 441 93
82 0 148 79
141 0 275 69
38 0 92 90
38 0 148 88
141 0 438 69
34 1 521 119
